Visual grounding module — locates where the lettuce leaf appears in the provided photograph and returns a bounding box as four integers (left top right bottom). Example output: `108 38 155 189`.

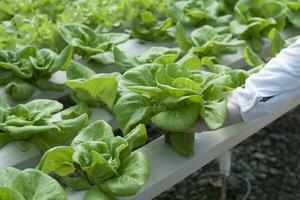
0 167 67 200
66 72 120 109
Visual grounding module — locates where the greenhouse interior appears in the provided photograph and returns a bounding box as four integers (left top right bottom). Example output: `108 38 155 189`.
0 0 300 199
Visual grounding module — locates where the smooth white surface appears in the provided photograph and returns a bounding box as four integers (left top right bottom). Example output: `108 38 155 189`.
0 107 116 169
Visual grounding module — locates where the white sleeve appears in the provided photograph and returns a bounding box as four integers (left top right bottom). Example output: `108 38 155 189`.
233 38 300 121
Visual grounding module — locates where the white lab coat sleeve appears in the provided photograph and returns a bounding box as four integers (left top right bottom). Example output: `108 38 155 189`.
233 38 300 121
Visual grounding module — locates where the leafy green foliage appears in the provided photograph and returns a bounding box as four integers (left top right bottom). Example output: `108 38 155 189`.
38 120 149 200
268 28 286 57
285 0 300 29
66 70 120 109
0 0 178 48
58 0 126 30
114 62 250 156
0 24 15 50
113 46 181 71
169 132 195 156
176 24 245 56
130 10 173 41
243 46 264 67
168 0 231 26
0 45 73 101
61 102 92 120
230 0 287 51
0 0 300 50
1 0 300 160
0 167 67 200
11 15 58 49
0 98 88 152
56 23 129 64
66 61 121 111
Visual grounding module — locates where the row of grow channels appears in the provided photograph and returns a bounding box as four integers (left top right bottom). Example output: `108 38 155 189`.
1 0 300 199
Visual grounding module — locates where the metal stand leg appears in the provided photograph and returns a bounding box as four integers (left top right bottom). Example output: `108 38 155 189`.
218 151 232 200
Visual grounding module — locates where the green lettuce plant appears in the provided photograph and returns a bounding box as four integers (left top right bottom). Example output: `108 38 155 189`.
2 14 59 49
0 98 88 152
38 120 149 200
0 45 73 101
0 167 67 200
0 0 173 48
56 23 129 65
230 0 286 52
1 0 300 52
130 10 173 41
15 15 57 49
58 0 127 30
176 22 245 56
168 0 231 26
0 0 69 22
114 62 249 156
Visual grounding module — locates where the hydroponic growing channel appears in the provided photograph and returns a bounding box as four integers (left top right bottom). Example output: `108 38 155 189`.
0 0 300 199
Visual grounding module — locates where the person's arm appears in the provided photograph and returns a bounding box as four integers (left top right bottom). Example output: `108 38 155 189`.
235 38 300 121
195 38 300 132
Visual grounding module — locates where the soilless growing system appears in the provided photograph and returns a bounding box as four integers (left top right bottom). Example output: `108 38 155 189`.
0 0 300 199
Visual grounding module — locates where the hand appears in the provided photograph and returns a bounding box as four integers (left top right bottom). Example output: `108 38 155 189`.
194 93 243 133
